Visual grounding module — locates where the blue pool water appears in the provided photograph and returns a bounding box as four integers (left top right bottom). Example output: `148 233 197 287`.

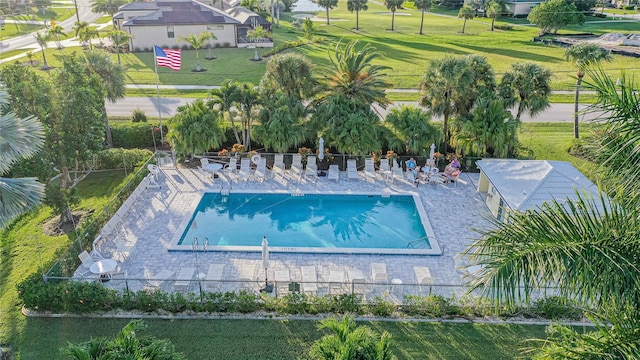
177 193 431 251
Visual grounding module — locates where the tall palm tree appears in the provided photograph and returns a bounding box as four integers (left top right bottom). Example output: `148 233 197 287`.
47 23 66 49
386 105 438 154
310 315 397 360
347 0 368 30
317 0 338 25
384 0 404 31
169 99 225 155
485 0 501 31
260 53 318 101
413 0 431 35
458 5 474 34
0 90 46 229
246 25 271 61
419 55 474 147
254 94 308 153
498 62 552 122
565 43 612 139
81 50 126 148
208 80 241 144
235 82 261 150
178 31 213 71
467 68 640 358
33 31 50 69
104 29 132 65
320 39 391 108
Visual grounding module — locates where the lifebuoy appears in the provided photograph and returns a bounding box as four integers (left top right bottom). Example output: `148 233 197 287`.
251 154 261 165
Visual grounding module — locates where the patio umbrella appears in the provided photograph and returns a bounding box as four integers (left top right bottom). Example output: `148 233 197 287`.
262 236 270 290
318 137 325 161
428 143 436 169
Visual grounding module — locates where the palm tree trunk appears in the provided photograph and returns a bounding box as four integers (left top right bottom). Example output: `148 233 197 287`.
326 7 330 25
40 47 48 68
356 10 359 30
574 75 583 139
491 17 495 31
103 107 113 148
391 11 395 31
462 19 467 34
419 10 424 34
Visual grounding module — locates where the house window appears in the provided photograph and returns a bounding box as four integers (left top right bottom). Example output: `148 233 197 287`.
207 25 224 30
167 26 174 38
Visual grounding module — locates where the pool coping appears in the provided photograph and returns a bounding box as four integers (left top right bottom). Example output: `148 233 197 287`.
168 189 442 255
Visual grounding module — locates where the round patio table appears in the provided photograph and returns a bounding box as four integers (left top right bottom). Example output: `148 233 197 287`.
90 259 118 281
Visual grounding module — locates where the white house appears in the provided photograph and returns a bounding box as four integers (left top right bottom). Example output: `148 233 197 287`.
114 0 272 51
476 159 604 221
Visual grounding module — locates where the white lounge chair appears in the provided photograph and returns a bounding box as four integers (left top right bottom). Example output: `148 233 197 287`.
328 165 339 181
414 266 435 292
364 158 376 181
378 159 391 181
274 268 290 296
290 154 303 179
200 157 209 166
237 158 251 181
238 262 257 290
301 265 318 296
329 270 345 295
272 154 285 177
174 266 196 291
204 263 225 292
253 157 267 181
347 159 359 180
305 156 318 181
146 269 175 289
348 268 368 297
392 161 404 183
371 262 388 283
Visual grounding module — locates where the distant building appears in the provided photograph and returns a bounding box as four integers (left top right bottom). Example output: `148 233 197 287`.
505 0 540 16
114 0 272 51
476 159 605 221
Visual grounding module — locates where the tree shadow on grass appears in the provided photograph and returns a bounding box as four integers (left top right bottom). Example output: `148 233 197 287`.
455 42 563 63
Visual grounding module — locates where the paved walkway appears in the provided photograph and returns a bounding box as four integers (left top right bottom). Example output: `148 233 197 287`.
86 160 494 301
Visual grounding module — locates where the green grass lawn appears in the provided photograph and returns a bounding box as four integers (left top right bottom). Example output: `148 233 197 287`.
18 317 548 359
0 22 41 40
6 4 640 90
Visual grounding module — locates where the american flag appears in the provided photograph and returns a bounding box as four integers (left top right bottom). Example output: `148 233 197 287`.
154 46 181 71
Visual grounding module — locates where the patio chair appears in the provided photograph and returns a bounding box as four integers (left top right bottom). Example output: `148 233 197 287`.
305 156 318 181
237 158 252 181
253 157 267 181
347 159 359 180
76 250 97 277
274 268 290 296
378 159 391 181
204 263 225 292
200 157 209 166
364 158 376 181
371 262 388 283
348 268 369 298
392 161 404 183
414 266 435 292
173 266 196 291
272 154 285 177
301 265 318 296
197 166 213 180
328 165 340 181
329 269 345 295
238 262 258 291
145 269 175 289
290 154 303 179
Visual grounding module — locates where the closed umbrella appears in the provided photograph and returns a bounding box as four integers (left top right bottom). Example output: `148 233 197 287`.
318 137 325 161
261 236 272 292
428 143 436 169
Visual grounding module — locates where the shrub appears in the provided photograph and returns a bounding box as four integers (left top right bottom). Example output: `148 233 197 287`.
494 24 513 30
369 296 396 317
111 122 167 148
131 107 147 122
93 148 153 170
531 296 583 320
402 294 453 317
624 5 635 10
223 42 231 48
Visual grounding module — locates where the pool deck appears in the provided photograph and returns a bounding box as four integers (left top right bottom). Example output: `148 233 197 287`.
90 164 494 299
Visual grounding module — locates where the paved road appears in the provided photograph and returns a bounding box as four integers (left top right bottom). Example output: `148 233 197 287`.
106 97 605 122
0 0 101 54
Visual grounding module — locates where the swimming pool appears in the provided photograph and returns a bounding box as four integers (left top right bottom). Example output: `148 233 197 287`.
170 192 441 255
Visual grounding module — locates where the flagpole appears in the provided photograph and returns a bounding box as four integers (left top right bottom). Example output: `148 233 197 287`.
153 48 164 145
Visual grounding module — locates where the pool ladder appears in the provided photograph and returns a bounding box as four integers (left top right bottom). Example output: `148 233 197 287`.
407 236 430 249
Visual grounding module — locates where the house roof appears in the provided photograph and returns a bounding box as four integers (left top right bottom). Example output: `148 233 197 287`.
225 6 270 25
121 0 241 26
476 159 603 211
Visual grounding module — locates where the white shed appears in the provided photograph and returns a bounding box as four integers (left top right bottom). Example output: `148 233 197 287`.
476 159 602 221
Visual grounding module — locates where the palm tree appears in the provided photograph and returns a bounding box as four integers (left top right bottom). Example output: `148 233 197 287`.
72 20 89 38
90 0 128 23
458 5 474 34
33 32 50 69
104 29 132 65
467 68 640 358
384 0 404 31
485 0 501 31
81 50 126 148
254 94 308 153
347 0 368 30
47 23 66 49
259 53 318 101
498 62 552 122
0 90 46 229
317 0 338 25
320 39 391 108
208 80 241 144
246 25 271 61
26 51 35 66
178 31 213 71
74 22 99 49
386 105 439 154
419 55 474 146
565 43 612 139
235 82 261 150
310 315 397 360
413 0 431 35
169 99 226 155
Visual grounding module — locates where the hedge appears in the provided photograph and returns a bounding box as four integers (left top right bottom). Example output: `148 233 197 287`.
111 123 168 148
93 148 154 170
